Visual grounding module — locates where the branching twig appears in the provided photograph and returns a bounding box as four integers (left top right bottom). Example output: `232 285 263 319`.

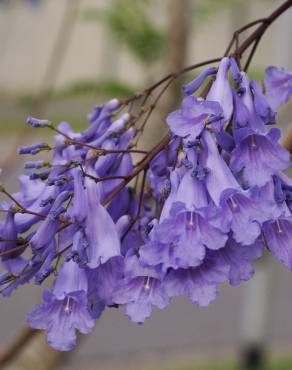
1 1 292 365
121 168 148 242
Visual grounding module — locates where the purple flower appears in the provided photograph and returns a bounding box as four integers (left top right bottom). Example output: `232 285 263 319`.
164 256 229 307
81 99 120 142
140 224 206 272
264 66 292 110
207 57 233 123
230 128 290 187
219 189 263 245
15 183 55 233
217 237 263 285
166 96 223 140
229 58 242 84
150 137 180 177
13 175 46 208
4 53 292 352
0 209 26 276
24 160 46 169
107 187 136 222
237 72 265 132
86 256 124 318
0 211 27 275
159 169 181 221
71 168 87 224
140 203 227 272
114 276 169 323
232 89 250 130
112 254 169 323
183 67 217 96
263 216 292 269
148 174 171 202
175 165 209 209
34 243 56 284
26 116 49 128
202 130 240 206
27 260 94 351
90 113 130 149
250 80 276 125
0 212 17 258
67 229 88 267
215 130 235 152
29 191 70 251
84 172 120 268
273 173 292 213
18 142 50 155
1 261 40 297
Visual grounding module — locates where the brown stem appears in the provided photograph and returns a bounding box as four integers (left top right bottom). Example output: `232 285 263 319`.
223 19 267 57
1 189 45 219
243 36 262 72
122 58 222 106
1 2 291 364
51 126 147 155
0 244 28 258
133 76 176 146
234 0 292 58
0 327 38 366
121 168 148 241
102 134 171 206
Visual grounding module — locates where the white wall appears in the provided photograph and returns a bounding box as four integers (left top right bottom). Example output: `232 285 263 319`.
0 0 291 94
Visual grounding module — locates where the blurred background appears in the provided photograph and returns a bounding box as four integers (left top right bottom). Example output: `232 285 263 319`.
1 1 292 369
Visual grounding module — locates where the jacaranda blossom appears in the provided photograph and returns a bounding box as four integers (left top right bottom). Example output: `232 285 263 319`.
0 56 291 352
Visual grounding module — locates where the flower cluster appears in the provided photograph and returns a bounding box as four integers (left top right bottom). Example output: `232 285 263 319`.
0 58 292 351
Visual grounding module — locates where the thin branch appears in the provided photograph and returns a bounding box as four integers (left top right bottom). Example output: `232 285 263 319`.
1 2 292 363
0 189 45 219
0 244 28 258
102 133 171 206
243 36 262 72
223 19 267 57
121 58 222 106
121 168 148 241
50 126 148 155
0 327 37 366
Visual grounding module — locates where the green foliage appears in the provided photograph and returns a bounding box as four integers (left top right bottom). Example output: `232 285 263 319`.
194 0 241 21
93 355 292 370
56 79 136 98
16 79 136 110
84 0 164 63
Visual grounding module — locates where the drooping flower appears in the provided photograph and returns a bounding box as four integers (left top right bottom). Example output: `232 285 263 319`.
183 67 217 96
84 171 121 268
27 260 94 351
0 211 26 275
164 255 229 307
26 116 50 128
230 128 290 187
263 216 292 269
30 191 70 251
207 57 233 123
264 66 292 110
86 256 124 318
166 96 223 140
216 237 263 286
140 202 227 272
250 80 276 125
1 53 292 353
112 253 169 323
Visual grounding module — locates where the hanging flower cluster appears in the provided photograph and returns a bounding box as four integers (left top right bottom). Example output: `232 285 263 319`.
0 57 291 351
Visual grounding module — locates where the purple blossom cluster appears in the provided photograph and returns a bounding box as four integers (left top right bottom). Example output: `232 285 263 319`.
0 59 292 351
